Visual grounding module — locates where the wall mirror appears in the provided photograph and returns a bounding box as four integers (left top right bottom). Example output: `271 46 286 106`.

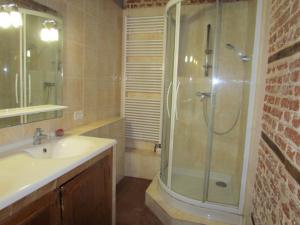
0 0 65 128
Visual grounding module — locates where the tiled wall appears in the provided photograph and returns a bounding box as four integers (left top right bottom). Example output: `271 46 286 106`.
0 0 122 146
83 119 125 183
123 0 248 9
252 0 300 224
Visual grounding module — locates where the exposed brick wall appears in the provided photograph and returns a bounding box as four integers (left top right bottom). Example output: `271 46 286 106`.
268 0 299 55
263 52 300 168
124 0 247 9
252 0 300 224
253 141 299 225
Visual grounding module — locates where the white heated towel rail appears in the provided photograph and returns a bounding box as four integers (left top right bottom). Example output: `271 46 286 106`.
123 16 165 142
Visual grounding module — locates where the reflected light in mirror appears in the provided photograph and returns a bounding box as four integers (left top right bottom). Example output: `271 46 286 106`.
0 11 11 28
0 4 22 29
40 27 59 42
40 20 59 42
185 56 188 62
10 11 22 28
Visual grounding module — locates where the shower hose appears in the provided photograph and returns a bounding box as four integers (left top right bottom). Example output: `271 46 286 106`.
202 97 241 135
202 81 245 136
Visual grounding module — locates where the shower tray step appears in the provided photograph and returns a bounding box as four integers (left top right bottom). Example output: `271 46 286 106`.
145 176 243 225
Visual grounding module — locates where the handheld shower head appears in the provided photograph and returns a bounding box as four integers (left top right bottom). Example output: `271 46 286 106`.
226 43 251 62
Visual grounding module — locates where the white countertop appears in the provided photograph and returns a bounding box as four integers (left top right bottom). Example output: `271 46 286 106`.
0 135 116 210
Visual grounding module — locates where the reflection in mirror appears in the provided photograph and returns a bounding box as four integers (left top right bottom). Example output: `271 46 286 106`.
25 13 63 123
0 4 63 128
0 17 21 127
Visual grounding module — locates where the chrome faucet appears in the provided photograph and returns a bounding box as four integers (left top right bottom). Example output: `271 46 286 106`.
196 91 211 101
33 128 48 145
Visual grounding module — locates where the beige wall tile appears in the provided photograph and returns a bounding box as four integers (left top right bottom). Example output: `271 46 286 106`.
125 149 161 180
64 42 84 78
0 0 122 146
65 5 84 44
63 78 83 112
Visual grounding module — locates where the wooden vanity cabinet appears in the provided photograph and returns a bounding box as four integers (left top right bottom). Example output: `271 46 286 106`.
60 154 112 225
0 150 113 225
1 191 61 225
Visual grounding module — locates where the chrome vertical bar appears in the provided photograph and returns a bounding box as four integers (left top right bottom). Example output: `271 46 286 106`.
203 24 212 77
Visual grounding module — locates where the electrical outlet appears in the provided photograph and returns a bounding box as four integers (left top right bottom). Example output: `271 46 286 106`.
73 111 84 121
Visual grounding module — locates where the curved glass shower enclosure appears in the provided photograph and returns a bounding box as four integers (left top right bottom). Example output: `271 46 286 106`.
160 0 258 212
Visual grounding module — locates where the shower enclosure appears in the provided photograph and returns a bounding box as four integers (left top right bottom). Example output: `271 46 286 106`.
160 0 259 215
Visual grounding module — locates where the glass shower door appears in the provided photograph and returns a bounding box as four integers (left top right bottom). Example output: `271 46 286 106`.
170 2 217 201
207 0 257 207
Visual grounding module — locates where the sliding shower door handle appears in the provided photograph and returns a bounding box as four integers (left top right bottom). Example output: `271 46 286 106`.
175 81 181 120
28 74 32 105
166 82 172 118
15 73 19 104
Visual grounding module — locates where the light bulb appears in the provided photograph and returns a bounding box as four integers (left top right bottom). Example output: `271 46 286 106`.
10 11 22 28
50 28 59 41
40 19 59 42
40 27 59 42
40 28 50 42
0 11 11 28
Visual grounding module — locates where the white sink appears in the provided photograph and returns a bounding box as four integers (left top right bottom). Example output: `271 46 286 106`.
24 136 96 159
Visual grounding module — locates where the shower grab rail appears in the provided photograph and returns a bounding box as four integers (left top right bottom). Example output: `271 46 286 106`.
15 73 19 104
166 82 172 118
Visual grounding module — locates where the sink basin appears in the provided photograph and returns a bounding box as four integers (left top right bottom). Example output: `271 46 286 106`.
24 137 96 159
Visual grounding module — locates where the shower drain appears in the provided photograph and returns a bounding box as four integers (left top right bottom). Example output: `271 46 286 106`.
215 181 227 188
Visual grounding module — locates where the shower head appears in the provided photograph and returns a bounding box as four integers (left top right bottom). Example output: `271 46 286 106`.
225 43 251 62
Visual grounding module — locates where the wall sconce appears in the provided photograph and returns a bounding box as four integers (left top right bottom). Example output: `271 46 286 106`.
0 4 22 29
40 19 59 42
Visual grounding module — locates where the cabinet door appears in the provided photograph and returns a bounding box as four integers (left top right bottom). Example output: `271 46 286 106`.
61 154 112 225
1 190 60 225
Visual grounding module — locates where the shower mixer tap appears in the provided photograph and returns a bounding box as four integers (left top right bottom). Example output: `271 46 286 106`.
196 91 211 101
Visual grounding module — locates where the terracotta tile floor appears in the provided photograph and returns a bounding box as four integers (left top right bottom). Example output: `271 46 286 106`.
116 177 163 225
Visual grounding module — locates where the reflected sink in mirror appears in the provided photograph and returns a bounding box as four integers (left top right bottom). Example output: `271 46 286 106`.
24 137 96 159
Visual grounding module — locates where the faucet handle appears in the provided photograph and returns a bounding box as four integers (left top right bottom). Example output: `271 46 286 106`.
33 128 47 145
35 128 47 137
35 128 43 134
